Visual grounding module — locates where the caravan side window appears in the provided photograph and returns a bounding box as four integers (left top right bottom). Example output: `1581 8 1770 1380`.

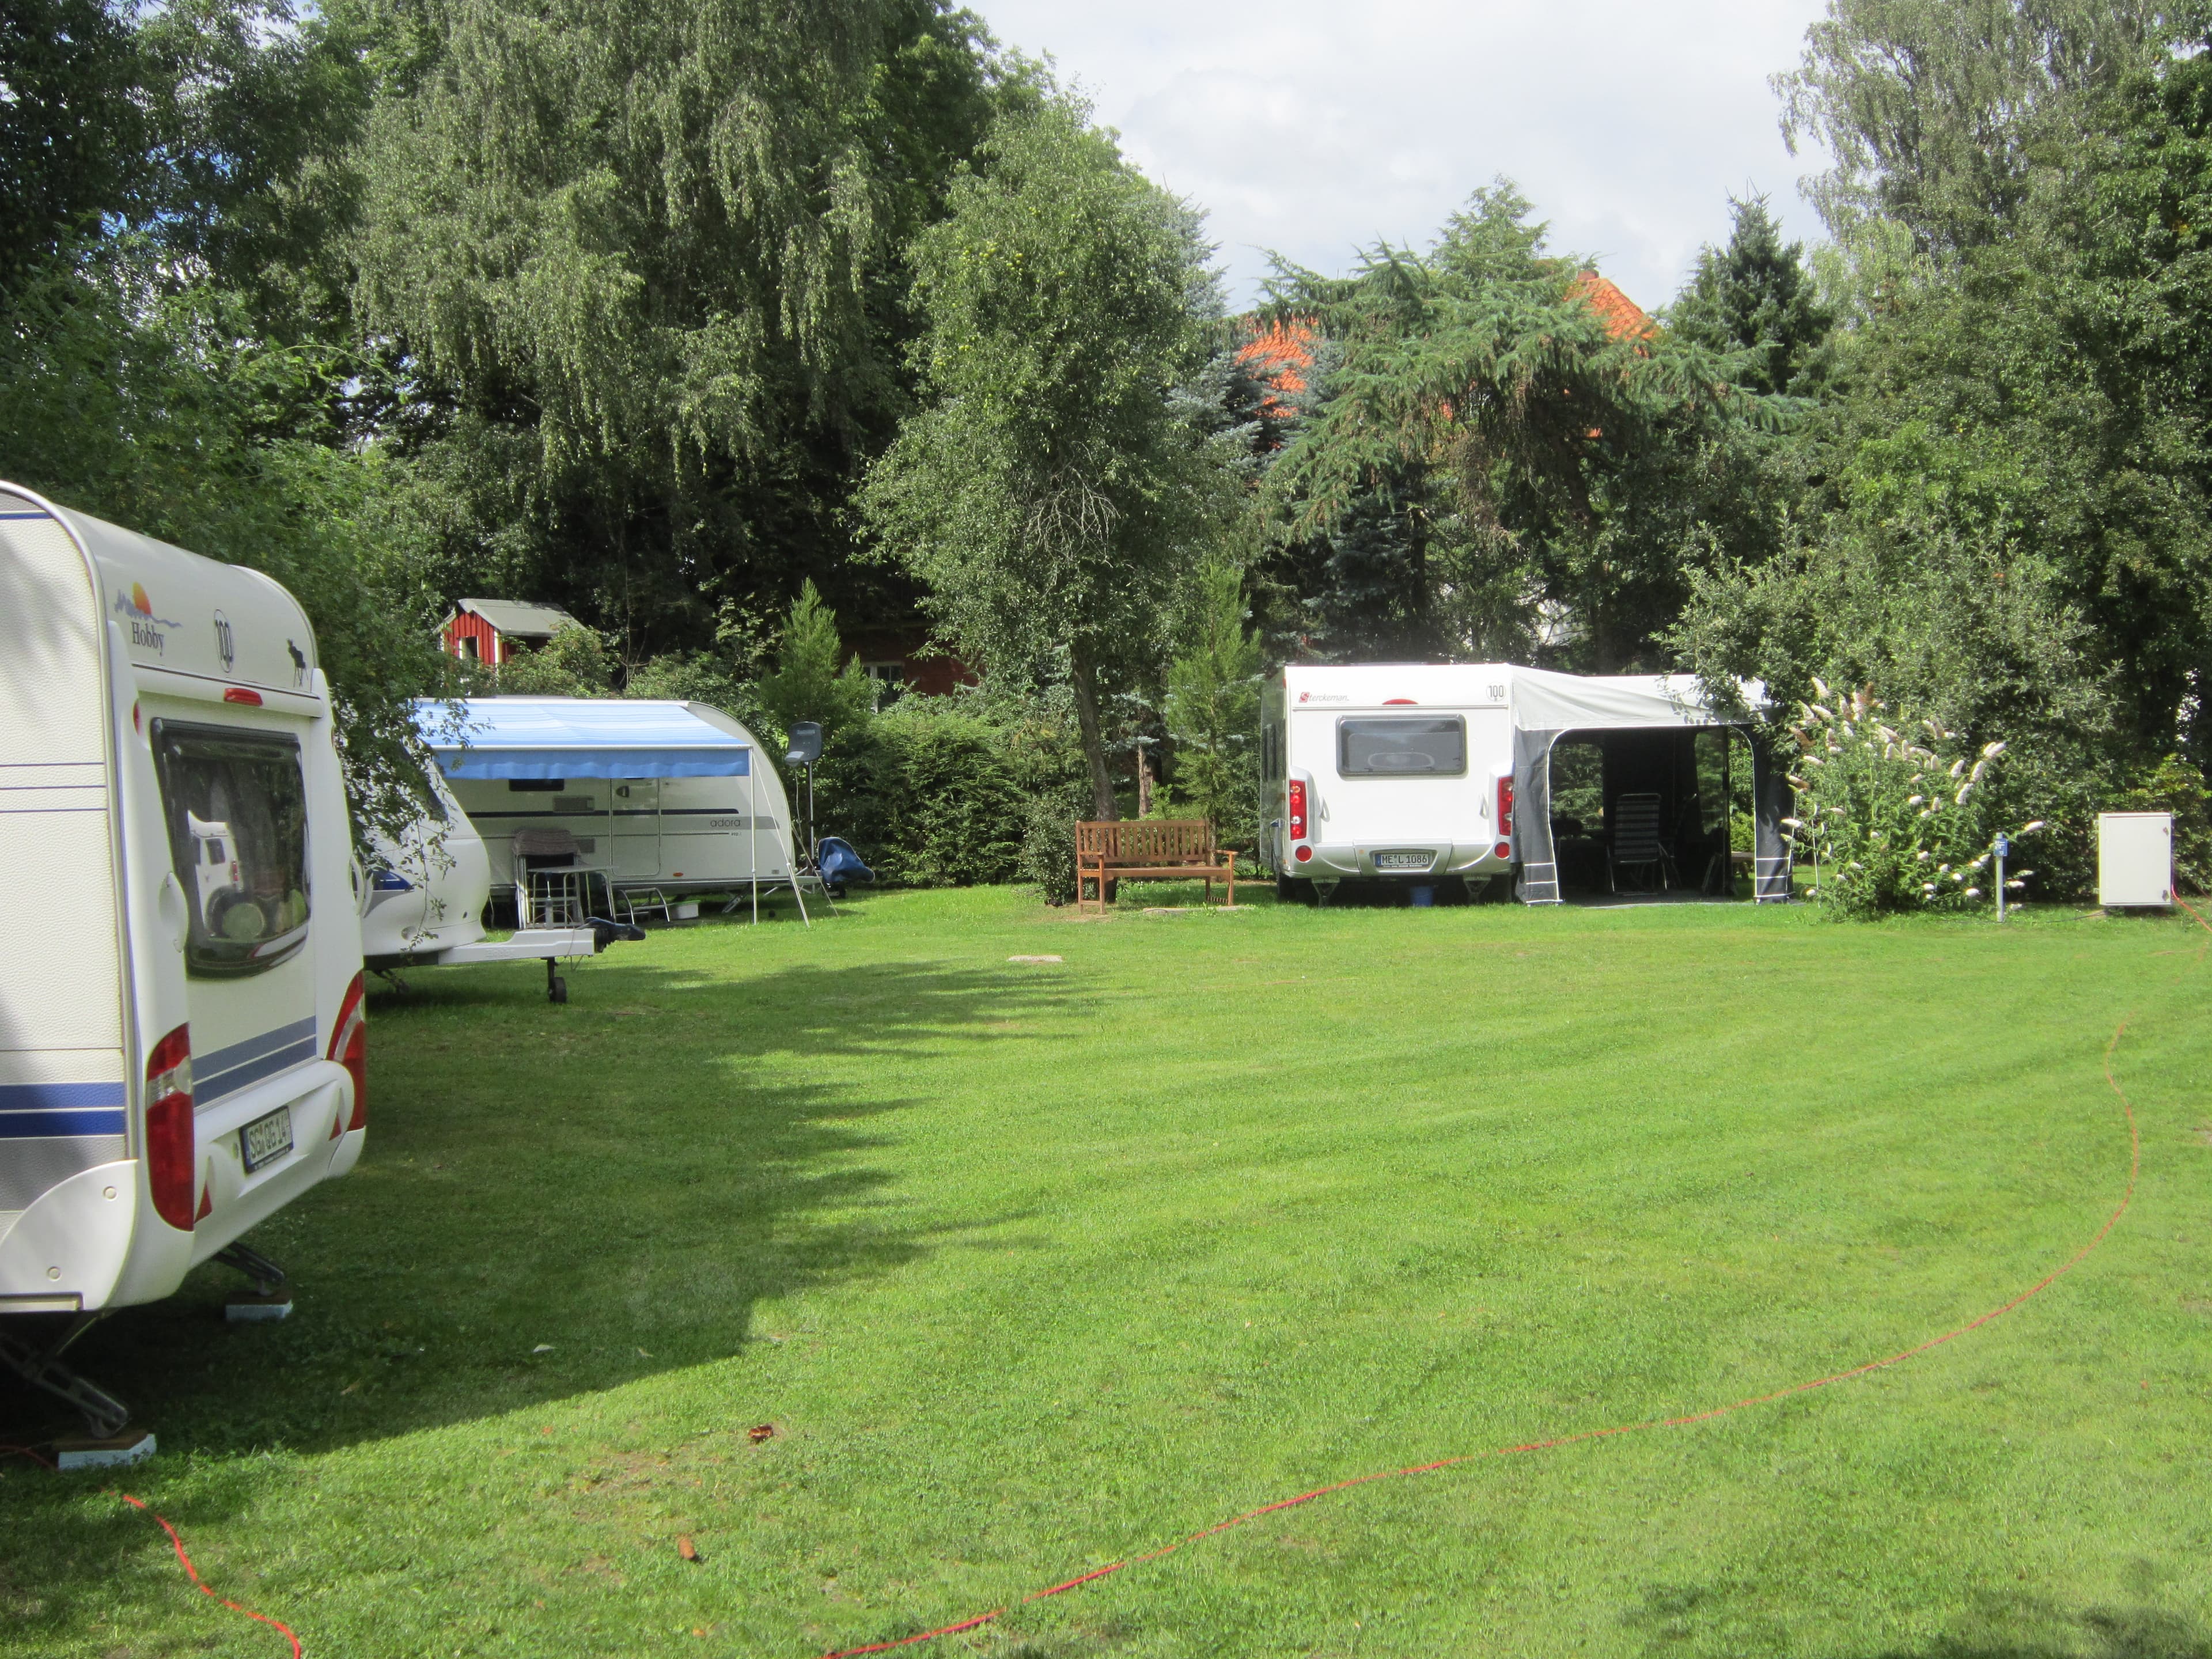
151 722 312 978
1338 716 1467 777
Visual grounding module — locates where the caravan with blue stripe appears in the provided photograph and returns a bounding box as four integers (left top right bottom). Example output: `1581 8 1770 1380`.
1 480 370 1446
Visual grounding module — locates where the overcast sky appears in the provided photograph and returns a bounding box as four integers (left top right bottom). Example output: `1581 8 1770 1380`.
973 0 1836 315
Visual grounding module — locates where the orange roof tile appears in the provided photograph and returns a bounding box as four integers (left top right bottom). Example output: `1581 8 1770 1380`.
1569 272 1653 342
1235 317 1318 419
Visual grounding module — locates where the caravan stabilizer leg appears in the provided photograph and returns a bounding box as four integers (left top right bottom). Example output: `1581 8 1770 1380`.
0 1313 151 1461
215 1241 293 1323
546 957 567 1004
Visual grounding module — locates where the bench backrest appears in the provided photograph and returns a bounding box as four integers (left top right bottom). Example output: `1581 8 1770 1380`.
1075 819 1215 863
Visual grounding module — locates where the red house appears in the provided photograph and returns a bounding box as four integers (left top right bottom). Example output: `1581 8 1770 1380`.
441 598 583 668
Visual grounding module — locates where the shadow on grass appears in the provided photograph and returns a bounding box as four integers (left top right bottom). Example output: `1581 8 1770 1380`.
0 951 1076 1459
1630 1584 2212 1659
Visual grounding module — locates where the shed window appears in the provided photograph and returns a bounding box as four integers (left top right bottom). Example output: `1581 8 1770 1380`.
151 722 311 978
1338 716 1466 777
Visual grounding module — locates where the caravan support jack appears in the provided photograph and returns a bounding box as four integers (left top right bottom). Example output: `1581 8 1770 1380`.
0 1312 139 1449
216 1241 292 1322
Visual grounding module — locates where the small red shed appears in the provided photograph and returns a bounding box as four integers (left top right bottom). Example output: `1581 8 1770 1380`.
441 598 583 668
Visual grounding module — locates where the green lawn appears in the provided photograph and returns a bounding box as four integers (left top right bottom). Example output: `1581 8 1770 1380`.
4 887 2210 1658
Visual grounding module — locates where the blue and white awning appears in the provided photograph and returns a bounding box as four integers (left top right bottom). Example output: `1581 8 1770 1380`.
415 698 751 779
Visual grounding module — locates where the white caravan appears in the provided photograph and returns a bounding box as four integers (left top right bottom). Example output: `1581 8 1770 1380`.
1260 663 1786 904
418 697 797 903
1 483 367 1448
1260 664 1518 896
359 763 622 1001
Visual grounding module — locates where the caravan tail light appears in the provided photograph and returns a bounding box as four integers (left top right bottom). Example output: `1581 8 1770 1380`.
1288 778 1308 842
331 971 368 1131
1495 776 1514 860
145 1023 195 1230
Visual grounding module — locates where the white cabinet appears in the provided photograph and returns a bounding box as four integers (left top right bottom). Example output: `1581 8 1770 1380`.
2098 812 2173 907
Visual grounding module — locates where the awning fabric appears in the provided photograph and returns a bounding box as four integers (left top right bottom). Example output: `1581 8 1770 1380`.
415 698 751 779
1509 667 1764 732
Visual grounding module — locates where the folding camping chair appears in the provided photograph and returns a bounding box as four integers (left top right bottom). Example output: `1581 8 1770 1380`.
511 827 612 927
1608 793 1679 894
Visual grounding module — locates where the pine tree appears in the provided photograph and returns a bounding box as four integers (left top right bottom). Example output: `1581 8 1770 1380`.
1668 195 1834 397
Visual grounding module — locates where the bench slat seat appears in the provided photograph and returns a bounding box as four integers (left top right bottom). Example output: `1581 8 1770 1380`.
1074 820 1237 912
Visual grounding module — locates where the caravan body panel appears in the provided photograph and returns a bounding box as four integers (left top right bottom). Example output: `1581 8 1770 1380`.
0 484 364 1316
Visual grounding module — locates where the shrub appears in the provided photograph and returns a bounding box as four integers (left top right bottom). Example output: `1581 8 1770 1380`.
1784 680 2044 918
820 703 1034 887
1017 789 1083 906
2114 753 2210 895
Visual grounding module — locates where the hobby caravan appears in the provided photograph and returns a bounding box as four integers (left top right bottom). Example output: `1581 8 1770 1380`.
1 484 367 1450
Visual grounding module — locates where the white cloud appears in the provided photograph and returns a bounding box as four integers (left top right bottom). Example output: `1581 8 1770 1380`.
975 0 1834 312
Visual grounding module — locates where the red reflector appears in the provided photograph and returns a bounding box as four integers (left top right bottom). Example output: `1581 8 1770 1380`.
144 1022 195 1230
1495 842 1512 859
331 971 368 1131
1294 844 1313 863
1384 698 1416 705
222 687 263 705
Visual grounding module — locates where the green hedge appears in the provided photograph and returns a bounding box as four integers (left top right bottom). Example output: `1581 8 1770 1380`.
817 702 1080 889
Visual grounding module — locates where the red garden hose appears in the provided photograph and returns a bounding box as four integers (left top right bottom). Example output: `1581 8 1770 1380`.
0 1442 303 1657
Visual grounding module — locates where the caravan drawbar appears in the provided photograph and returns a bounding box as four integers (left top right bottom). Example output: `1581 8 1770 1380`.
1 483 367 1444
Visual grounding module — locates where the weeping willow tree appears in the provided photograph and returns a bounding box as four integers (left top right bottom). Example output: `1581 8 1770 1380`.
1776 0 2207 253
340 0 1027 652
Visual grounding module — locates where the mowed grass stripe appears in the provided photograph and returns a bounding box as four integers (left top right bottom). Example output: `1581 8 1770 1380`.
1 888 2205 1658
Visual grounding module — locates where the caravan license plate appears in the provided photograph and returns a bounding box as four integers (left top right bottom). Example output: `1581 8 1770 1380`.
1376 850 1433 872
240 1106 294 1172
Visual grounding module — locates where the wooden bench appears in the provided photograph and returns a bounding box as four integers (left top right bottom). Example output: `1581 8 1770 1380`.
1075 820 1237 913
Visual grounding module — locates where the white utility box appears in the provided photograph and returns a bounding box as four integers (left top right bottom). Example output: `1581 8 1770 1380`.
2098 812 2173 908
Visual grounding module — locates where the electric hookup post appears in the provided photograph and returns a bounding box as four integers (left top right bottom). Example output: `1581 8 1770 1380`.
1994 833 2011 923
785 720 822 873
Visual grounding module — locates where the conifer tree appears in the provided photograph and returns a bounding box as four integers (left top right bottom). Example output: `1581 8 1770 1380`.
1668 195 1834 397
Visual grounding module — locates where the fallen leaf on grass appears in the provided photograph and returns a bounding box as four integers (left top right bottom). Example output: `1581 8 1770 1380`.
748 1424 776 1444
533 1344 555 1354
1007 955 1062 964
677 1536 700 1562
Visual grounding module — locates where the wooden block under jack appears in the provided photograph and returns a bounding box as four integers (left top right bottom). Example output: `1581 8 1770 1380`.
55 1429 156 1470
225 1290 294 1323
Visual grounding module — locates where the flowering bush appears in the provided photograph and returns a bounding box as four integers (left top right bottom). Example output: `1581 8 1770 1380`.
1783 681 2037 918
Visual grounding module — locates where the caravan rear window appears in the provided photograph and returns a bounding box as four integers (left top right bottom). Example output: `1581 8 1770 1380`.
151 722 311 978
1338 716 1466 777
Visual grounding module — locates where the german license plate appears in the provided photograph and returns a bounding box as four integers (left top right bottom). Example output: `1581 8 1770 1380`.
240 1105 294 1172
1376 850 1433 872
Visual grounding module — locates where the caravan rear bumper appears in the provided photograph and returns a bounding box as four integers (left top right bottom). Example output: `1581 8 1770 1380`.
1298 843 1507 879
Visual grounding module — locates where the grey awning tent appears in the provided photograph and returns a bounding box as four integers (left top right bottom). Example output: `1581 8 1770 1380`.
1509 668 1789 905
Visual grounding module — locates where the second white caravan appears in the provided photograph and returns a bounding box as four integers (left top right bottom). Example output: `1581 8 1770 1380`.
419 698 797 904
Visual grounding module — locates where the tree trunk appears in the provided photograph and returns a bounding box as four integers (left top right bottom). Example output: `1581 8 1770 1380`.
1069 642 1118 819
1136 739 1154 818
